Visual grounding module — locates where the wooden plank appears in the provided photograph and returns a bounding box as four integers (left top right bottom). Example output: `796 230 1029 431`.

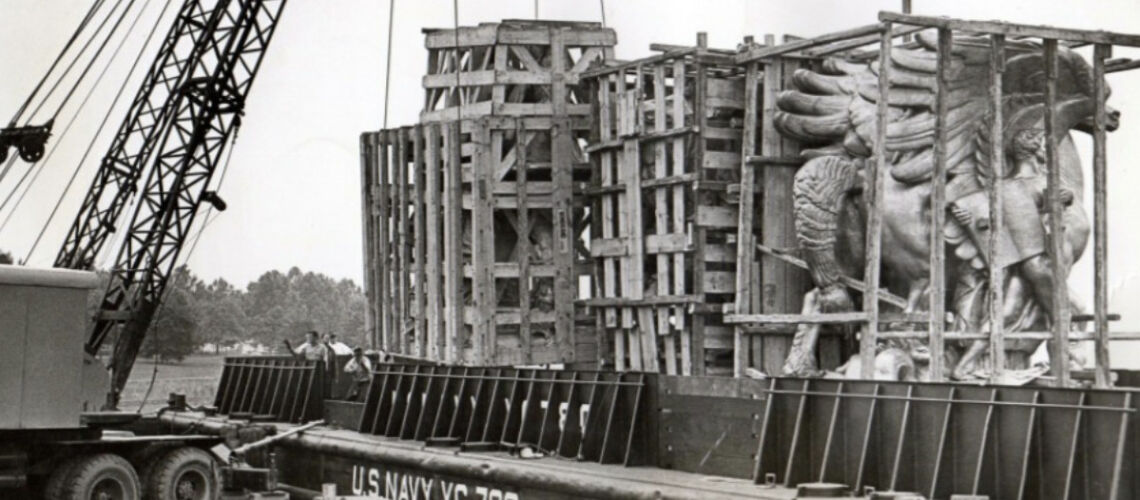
413 126 427 357
725 312 870 324
759 57 796 375
987 35 1007 379
671 49 694 374
377 132 391 351
862 25 892 377
516 120 533 365
444 124 464 362
928 28 950 381
599 74 618 330
472 123 496 363
552 35 576 361
397 128 410 355
879 11 1140 47
359 134 377 348
1044 39 1071 386
1092 44 1111 387
653 63 674 375
736 23 884 63
425 125 443 360
695 205 737 228
733 61 761 378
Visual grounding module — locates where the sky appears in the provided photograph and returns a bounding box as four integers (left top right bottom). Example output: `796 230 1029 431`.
3 0 1140 365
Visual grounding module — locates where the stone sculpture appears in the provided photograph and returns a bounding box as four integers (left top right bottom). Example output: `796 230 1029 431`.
773 30 1119 379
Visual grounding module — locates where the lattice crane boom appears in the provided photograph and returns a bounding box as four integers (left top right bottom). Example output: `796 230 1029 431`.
50 0 287 408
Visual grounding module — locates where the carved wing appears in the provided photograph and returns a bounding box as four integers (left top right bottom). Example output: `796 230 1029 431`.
774 31 1039 184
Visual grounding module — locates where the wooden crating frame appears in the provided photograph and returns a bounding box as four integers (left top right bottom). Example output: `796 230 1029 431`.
582 35 748 376
361 117 598 367
725 12 1140 386
420 20 616 123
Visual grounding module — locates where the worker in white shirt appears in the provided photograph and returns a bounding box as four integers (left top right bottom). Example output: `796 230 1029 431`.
324 332 353 355
343 347 373 401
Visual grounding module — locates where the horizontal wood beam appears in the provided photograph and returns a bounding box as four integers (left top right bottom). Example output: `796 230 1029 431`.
880 11 1140 47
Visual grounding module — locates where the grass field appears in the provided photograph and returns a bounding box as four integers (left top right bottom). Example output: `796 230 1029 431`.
121 354 226 413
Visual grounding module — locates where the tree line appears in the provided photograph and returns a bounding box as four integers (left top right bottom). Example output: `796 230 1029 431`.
0 252 364 361
135 265 368 361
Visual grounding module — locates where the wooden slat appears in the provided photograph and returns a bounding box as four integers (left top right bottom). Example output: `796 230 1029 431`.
516 120 533 365
928 28 951 381
733 62 761 378
425 125 443 359
1044 38 1071 386
987 35 1007 380
359 134 376 348
862 25 892 377
653 63 674 375
413 126 427 356
472 124 496 362
444 124 464 362
397 128 410 355
377 132 391 351
1092 43 1111 387
879 11 1140 47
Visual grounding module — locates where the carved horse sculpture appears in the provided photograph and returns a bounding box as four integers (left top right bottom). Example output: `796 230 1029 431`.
773 31 1119 379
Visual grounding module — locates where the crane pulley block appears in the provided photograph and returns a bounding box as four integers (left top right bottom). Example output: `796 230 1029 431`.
0 120 53 163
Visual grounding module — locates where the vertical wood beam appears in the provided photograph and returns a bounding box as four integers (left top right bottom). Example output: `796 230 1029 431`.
733 61 762 378
1092 43 1112 387
413 125 427 357
552 30 576 361
378 131 392 351
425 125 444 359
444 123 464 362
653 62 673 374
396 127 410 355
517 119 533 364
472 122 495 363
862 24 892 377
987 35 1007 379
1043 38 1071 386
929 28 951 381
673 56 693 375
359 133 377 349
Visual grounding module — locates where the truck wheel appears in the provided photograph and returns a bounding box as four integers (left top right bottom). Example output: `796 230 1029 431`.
59 453 141 500
43 457 82 500
143 447 218 500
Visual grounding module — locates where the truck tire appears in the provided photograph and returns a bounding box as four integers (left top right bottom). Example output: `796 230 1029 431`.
143 447 218 500
59 453 141 500
43 457 82 500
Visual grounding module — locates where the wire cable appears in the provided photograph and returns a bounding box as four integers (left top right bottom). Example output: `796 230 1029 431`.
8 0 106 126
14 0 172 263
382 0 395 128
45 0 142 122
599 0 606 27
26 0 129 123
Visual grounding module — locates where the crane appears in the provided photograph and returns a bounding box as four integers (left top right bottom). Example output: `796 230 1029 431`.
47 0 287 408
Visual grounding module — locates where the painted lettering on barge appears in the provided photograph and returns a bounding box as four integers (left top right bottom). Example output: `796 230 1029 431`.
349 465 520 500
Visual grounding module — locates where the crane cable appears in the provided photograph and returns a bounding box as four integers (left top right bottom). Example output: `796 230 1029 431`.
7 0 107 126
599 0 606 27
382 0 395 129
25 0 132 124
135 127 238 413
0 0 133 200
14 0 173 263
0 0 110 187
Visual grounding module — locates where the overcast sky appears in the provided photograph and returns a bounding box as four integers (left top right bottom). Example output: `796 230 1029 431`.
3 1 1140 364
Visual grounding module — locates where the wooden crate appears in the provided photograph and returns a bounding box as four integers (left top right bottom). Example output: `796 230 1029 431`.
420 20 615 122
361 117 597 366
582 38 747 375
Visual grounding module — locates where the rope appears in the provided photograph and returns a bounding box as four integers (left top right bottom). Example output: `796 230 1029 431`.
382 0 395 128
136 127 237 413
26 0 129 123
14 0 169 263
8 0 106 126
